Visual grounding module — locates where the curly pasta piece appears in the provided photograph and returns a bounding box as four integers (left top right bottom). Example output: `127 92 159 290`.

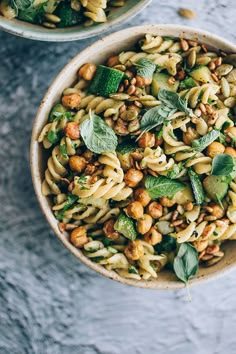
140 34 181 54
72 176 132 201
140 147 175 174
42 137 80 196
80 0 107 22
98 152 124 183
179 84 219 108
79 95 124 117
170 222 197 243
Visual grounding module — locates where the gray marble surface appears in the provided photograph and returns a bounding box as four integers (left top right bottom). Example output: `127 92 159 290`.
1 1 236 353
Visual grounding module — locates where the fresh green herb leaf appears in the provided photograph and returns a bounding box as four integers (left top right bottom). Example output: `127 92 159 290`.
179 77 197 89
59 144 68 159
139 104 175 134
134 58 156 79
128 265 139 274
158 89 194 117
167 163 183 179
77 176 89 190
213 231 219 236
188 168 205 205
218 132 226 144
215 193 224 210
156 128 163 140
62 195 78 211
107 246 118 254
173 243 198 284
114 212 137 241
10 0 32 12
192 129 220 152
116 141 137 155
47 130 59 144
80 111 118 154
211 154 235 176
145 175 185 199
91 256 105 263
102 238 114 247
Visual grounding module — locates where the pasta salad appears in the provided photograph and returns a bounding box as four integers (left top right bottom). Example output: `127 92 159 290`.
38 34 236 283
0 0 125 29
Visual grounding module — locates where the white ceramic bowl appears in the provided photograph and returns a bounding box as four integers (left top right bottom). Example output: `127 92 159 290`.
0 0 151 41
31 25 236 289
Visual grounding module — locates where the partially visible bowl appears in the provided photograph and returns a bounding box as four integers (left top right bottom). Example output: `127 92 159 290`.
0 0 151 41
31 24 236 289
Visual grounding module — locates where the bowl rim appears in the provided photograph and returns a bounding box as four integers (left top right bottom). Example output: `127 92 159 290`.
30 24 236 289
0 0 151 42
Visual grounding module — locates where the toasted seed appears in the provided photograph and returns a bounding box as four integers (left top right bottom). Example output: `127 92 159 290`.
221 77 230 98
180 38 189 51
226 68 236 82
178 8 196 19
196 56 212 66
44 13 61 23
216 64 233 77
187 49 196 68
215 57 222 67
224 97 236 108
109 93 130 100
211 73 219 83
42 22 56 28
113 64 126 71
209 61 216 71
205 256 223 266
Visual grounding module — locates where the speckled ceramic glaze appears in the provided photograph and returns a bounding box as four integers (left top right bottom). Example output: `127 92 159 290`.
0 0 151 41
31 25 236 289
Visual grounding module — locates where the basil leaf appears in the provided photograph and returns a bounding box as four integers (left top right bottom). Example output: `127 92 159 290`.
158 89 194 117
211 154 235 176
134 58 156 79
145 175 185 199
47 130 59 144
116 141 137 155
192 130 220 152
179 77 197 89
60 144 68 159
80 112 118 154
173 243 198 283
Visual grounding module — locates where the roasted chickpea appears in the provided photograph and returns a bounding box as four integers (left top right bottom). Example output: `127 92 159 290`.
184 201 194 211
225 126 236 139
193 239 208 253
69 156 87 173
82 149 93 161
146 202 163 219
210 204 225 219
124 240 144 260
207 141 225 158
78 63 97 81
160 196 176 208
137 132 155 148
225 147 236 157
137 214 153 234
70 226 88 248
124 169 143 187
64 122 80 140
134 187 151 207
154 136 163 147
62 93 81 109
144 227 162 245
126 201 144 219
136 75 152 88
183 127 199 145
103 219 120 240
107 55 120 67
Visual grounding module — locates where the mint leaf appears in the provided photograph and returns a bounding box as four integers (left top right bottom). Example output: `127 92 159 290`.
80 111 118 154
140 105 176 133
173 243 198 284
158 89 194 117
134 58 156 79
47 130 59 144
211 154 235 176
188 168 205 205
145 175 185 199
192 130 220 152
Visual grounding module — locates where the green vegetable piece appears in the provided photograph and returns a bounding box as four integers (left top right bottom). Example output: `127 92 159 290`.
192 129 220 152
89 65 124 97
179 77 197 89
55 2 84 27
152 72 179 96
116 141 137 155
49 104 67 122
188 169 205 205
211 154 235 176
203 175 228 202
134 58 156 79
190 65 212 83
155 235 176 253
144 175 185 199
80 111 118 154
173 243 198 284
114 212 137 241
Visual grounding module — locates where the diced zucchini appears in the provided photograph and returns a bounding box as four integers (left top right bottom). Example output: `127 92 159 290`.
152 72 179 96
190 66 212 83
188 169 205 205
114 212 137 241
89 65 124 97
203 175 228 202
55 2 84 27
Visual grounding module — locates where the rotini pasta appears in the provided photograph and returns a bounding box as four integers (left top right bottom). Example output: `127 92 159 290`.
38 34 236 283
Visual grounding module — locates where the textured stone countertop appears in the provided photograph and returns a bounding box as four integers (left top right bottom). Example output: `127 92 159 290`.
1 1 236 353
